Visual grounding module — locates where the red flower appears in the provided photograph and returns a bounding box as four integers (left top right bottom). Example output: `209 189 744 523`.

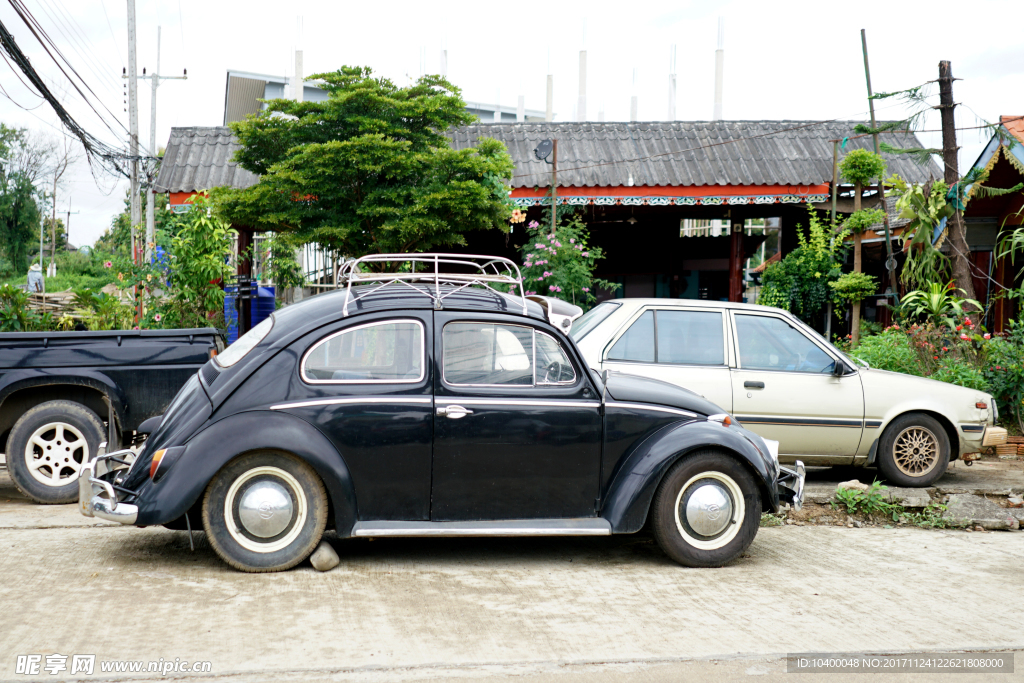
933 356 939 360
956 325 962 331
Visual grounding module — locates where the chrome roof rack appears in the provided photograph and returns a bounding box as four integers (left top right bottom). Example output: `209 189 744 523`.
338 253 527 317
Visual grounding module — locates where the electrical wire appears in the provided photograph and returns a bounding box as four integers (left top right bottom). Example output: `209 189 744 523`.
96 0 122 69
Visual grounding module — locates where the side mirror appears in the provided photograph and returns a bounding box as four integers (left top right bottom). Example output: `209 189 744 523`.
832 361 846 377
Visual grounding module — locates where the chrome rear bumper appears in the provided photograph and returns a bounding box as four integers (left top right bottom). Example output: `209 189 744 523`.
777 461 805 511
78 446 139 525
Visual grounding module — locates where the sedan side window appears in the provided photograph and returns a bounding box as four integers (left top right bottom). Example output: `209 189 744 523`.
735 315 836 374
302 319 424 383
656 310 724 365
607 310 654 362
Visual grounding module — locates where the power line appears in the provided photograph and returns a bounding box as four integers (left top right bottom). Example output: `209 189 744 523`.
96 0 123 69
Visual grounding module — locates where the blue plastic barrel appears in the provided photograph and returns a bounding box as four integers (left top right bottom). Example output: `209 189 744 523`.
224 285 276 344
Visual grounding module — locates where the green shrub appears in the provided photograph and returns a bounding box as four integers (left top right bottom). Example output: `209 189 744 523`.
931 357 989 392
851 328 921 375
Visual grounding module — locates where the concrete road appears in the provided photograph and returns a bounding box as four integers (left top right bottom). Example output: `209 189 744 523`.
0 467 1022 683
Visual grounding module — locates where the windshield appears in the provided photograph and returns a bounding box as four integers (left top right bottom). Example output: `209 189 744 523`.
570 301 621 341
216 315 274 368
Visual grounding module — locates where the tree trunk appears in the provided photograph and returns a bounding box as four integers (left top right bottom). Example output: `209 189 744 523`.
851 181 862 346
938 60 978 314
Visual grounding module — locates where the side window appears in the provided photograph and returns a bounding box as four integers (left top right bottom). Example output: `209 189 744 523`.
656 310 725 365
302 319 424 383
536 332 576 385
734 315 836 374
443 323 534 386
607 310 654 362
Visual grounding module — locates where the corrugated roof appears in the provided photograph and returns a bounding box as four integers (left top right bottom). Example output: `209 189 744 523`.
154 126 259 194
449 121 941 189
155 120 941 195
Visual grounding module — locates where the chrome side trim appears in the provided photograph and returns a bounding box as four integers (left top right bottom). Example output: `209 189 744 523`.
605 401 698 418
435 397 600 409
270 397 432 410
351 518 612 537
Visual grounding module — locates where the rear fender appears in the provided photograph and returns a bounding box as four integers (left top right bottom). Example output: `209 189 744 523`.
602 420 777 533
133 410 357 535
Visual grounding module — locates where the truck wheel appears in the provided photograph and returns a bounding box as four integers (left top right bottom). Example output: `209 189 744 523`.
650 450 761 568
6 400 106 504
202 451 328 573
877 413 950 487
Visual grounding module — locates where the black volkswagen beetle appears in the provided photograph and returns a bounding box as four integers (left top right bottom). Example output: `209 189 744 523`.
80 255 804 572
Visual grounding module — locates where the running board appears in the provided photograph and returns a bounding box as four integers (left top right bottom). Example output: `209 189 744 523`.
351 518 612 538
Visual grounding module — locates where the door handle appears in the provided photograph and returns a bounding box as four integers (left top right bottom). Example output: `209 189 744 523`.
437 405 474 419
744 381 765 389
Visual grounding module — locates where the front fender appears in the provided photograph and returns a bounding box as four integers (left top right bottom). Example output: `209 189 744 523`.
132 410 358 535
602 421 777 533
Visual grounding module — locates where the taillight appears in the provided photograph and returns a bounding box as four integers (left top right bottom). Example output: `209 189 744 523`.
149 449 166 478
976 402 988 410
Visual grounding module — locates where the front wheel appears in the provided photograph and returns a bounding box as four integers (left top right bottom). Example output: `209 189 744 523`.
877 413 950 487
202 452 328 572
650 450 761 568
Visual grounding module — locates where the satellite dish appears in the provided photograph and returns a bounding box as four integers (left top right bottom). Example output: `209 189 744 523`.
534 139 553 161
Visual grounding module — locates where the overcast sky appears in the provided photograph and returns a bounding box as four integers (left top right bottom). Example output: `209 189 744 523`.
0 0 1020 248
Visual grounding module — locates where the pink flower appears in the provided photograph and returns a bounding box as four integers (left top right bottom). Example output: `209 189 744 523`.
582 251 590 257
550 285 562 292
569 238 575 244
535 242 545 248
555 241 562 247
524 262 533 268
543 271 553 277
154 313 162 322
582 287 590 292
984 333 991 339
528 221 539 228
104 261 112 268
960 334 969 341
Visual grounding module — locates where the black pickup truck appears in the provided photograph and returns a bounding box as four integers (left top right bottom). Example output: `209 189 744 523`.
0 328 222 504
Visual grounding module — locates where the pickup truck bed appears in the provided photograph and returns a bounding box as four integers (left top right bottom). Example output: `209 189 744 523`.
0 328 222 503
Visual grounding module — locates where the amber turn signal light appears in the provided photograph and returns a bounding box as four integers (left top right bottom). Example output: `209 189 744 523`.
976 402 988 409
149 449 166 479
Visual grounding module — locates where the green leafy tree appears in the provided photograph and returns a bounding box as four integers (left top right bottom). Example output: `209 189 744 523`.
211 67 515 263
757 207 849 328
256 232 305 305
887 175 954 289
0 125 41 273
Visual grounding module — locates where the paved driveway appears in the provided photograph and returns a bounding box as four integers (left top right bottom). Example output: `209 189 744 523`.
0 470 1021 682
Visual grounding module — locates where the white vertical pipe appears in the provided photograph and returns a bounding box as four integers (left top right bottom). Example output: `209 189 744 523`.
577 50 587 122
517 95 525 122
713 18 724 120
668 44 676 121
546 74 553 121
630 68 638 122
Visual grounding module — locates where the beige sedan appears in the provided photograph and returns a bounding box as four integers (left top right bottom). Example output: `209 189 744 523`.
572 299 1006 487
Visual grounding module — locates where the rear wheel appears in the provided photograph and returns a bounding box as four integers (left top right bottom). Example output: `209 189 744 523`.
6 400 105 504
202 451 328 572
650 450 761 568
877 413 950 487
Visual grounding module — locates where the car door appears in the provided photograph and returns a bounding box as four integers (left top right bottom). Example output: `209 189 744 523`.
431 312 602 521
729 311 864 460
280 313 434 521
601 307 733 411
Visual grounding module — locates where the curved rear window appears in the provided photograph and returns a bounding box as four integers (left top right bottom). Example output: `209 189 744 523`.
569 301 620 341
215 315 274 368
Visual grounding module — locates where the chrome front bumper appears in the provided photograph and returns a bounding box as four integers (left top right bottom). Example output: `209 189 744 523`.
777 460 805 511
78 445 139 525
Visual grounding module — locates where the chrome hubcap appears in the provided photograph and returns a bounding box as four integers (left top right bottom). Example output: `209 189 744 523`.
684 483 733 537
893 426 940 476
25 422 88 487
238 481 294 538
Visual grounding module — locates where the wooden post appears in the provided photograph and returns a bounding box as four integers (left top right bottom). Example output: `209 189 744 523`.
729 218 744 302
852 180 862 346
236 227 253 335
938 60 977 310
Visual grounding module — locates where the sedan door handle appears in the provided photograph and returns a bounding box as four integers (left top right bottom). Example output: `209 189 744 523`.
744 381 765 389
437 405 474 419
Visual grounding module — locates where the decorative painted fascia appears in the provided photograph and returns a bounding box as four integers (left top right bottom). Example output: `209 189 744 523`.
513 194 830 208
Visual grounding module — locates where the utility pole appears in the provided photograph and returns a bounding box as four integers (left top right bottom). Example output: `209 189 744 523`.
860 29 899 303
938 60 976 307
137 26 186 264
65 206 80 248
126 0 140 267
